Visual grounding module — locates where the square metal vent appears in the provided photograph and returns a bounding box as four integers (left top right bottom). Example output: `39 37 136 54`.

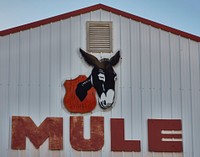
86 21 112 53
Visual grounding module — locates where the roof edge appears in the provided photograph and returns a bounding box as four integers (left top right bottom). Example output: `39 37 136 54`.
0 4 103 36
1 3 200 42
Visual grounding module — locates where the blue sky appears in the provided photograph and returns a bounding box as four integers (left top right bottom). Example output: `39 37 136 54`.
0 0 200 36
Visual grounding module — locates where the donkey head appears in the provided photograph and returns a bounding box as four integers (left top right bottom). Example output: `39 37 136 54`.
76 48 121 109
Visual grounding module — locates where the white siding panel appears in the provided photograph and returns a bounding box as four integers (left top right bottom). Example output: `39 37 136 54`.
111 12 121 52
140 24 151 89
172 153 183 157
189 41 200 90
180 37 193 157
122 88 132 138
110 13 121 118
80 13 90 51
112 152 123 157
19 31 30 86
150 27 160 89
180 38 190 90
40 24 51 120
29 27 40 124
70 16 82 78
9 34 20 85
191 89 200 157
0 9 199 157
160 31 171 118
9 34 20 116
60 19 72 157
100 9 111 21
150 27 162 118
40 25 51 86
60 18 71 81
170 34 181 119
90 10 101 21
18 31 30 116
163 153 173 157
29 142 40 157
39 139 51 157
0 85 9 157
50 22 61 117
190 41 200 157
130 20 142 142
123 152 133 157
120 17 131 88
120 18 132 154
120 17 132 140
140 23 152 153
0 36 10 85
0 36 10 157
107 21 121 156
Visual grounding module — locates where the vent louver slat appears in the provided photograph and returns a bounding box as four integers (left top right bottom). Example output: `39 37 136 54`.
87 21 112 53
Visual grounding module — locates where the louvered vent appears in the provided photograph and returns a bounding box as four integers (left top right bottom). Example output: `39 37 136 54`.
87 21 112 53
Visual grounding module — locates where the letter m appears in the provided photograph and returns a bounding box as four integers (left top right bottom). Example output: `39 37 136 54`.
12 116 63 150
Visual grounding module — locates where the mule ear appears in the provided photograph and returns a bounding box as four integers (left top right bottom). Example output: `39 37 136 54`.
79 48 100 66
110 51 121 66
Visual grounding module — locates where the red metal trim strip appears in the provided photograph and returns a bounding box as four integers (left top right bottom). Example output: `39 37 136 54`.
0 3 200 42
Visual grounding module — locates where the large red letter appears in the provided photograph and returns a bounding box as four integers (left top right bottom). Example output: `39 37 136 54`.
111 118 141 152
70 116 104 151
148 119 183 152
12 116 63 150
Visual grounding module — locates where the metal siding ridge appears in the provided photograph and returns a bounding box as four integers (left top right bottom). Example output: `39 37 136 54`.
0 4 200 42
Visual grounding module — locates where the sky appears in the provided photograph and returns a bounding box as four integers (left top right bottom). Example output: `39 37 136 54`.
0 0 200 37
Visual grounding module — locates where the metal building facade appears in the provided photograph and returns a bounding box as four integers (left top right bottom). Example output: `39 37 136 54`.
0 4 200 157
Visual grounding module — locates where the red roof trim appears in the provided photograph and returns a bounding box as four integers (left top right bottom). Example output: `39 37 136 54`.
1 4 200 42
0 4 102 36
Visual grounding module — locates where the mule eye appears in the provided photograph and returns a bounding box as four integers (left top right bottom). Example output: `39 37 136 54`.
113 71 117 81
98 73 105 82
114 75 117 81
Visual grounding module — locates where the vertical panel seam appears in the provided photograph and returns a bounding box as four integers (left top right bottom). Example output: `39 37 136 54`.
39 26 42 122
129 19 133 140
47 25 51 116
149 26 153 118
119 15 122 117
178 36 183 120
139 22 143 154
7 35 11 153
169 33 173 118
69 18 72 79
159 29 163 118
18 33 21 116
59 21 62 117
188 39 194 157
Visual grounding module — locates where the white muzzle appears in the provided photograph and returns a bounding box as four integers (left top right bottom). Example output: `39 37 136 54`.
99 89 115 109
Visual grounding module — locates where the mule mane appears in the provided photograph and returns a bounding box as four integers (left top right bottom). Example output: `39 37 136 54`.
100 58 109 62
97 58 111 69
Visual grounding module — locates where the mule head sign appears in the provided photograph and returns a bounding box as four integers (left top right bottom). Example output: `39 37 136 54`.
63 48 120 113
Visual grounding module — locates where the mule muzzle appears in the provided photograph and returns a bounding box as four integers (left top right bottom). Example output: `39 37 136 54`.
98 89 115 109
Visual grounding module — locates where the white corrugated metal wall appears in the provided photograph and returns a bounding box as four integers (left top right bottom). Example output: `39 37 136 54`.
0 9 200 157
